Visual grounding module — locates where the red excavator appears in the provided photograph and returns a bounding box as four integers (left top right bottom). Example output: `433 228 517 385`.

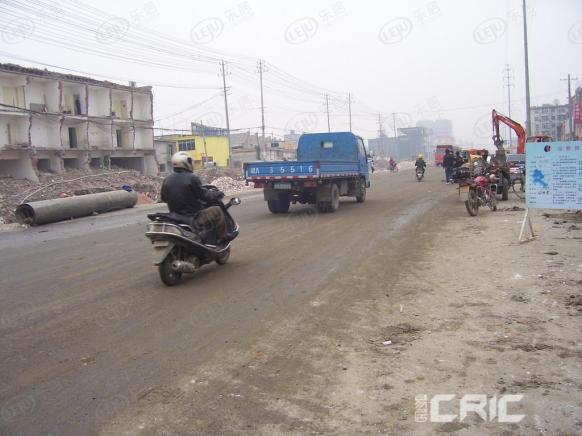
491 109 526 154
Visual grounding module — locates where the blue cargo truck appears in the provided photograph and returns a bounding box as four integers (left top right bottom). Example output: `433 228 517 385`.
243 132 370 213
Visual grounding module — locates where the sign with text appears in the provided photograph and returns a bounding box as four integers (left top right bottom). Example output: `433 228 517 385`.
526 141 582 209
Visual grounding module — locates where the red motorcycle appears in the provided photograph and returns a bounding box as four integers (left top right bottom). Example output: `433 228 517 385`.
463 172 498 216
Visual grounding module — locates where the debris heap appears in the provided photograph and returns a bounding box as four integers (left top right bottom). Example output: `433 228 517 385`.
0 166 251 225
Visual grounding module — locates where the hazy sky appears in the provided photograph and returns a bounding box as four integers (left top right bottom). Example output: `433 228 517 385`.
1 0 581 146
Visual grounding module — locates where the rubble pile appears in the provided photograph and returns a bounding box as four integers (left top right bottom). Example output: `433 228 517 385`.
0 168 164 224
209 176 253 193
196 166 245 183
0 166 250 225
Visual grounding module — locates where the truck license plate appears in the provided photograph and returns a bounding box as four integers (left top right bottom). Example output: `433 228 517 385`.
274 183 291 190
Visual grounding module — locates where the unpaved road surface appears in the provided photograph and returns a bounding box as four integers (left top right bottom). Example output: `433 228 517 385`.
1 170 581 435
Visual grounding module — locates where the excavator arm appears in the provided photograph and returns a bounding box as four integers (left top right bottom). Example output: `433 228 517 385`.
492 109 526 154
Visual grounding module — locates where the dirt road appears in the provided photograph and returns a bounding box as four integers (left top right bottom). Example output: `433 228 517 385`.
1 169 580 435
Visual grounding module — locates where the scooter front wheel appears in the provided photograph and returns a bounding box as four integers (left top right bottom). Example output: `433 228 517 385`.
159 249 182 286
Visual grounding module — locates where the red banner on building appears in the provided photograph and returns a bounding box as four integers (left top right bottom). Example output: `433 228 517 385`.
575 103 581 123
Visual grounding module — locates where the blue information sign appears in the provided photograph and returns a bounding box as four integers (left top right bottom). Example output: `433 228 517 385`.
526 141 582 209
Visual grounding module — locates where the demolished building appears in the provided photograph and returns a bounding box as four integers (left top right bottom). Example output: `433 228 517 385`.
0 63 157 181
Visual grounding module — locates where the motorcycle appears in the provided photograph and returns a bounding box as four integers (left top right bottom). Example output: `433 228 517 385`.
145 186 241 286
415 167 425 182
464 172 498 216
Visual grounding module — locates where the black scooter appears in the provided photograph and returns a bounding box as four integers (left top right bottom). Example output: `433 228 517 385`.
145 186 241 286
415 166 425 182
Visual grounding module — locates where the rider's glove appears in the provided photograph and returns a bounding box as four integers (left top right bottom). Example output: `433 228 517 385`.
212 191 225 201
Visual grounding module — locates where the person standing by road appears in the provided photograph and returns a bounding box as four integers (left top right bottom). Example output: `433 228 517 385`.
443 149 456 184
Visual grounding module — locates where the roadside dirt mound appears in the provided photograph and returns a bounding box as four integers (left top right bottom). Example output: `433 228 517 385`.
0 166 249 225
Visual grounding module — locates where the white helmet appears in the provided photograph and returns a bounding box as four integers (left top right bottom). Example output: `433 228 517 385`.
171 151 193 172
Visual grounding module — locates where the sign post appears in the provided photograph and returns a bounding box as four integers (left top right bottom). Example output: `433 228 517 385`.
523 141 582 241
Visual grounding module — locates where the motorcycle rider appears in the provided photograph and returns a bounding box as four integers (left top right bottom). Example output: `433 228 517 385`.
415 154 426 174
388 157 397 172
161 151 228 243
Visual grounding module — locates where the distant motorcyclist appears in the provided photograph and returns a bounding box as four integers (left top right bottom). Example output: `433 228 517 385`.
388 157 398 172
161 151 228 242
415 154 426 174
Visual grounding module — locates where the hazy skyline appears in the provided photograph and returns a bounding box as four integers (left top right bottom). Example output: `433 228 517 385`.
1 0 581 147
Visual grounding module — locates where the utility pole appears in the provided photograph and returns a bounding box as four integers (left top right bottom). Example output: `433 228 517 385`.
255 131 261 160
325 93 330 132
348 92 352 132
201 119 208 167
392 112 398 139
377 113 384 137
258 59 266 142
392 112 398 154
522 0 532 136
561 74 578 139
503 65 514 149
220 60 231 166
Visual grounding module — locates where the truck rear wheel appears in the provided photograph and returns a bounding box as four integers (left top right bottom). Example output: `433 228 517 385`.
356 179 366 203
268 197 290 214
329 184 340 212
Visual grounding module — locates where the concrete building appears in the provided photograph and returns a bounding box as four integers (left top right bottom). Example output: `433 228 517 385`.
531 103 568 140
153 138 173 173
155 133 230 168
368 127 429 160
415 119 454 162
0 63 156 181
229 132 295 166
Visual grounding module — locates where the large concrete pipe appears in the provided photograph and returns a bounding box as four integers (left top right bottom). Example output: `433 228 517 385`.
15 190 138 226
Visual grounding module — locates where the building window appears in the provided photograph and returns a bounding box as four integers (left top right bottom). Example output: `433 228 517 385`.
116 129 124 147
68 127 78 148
177 140 195 151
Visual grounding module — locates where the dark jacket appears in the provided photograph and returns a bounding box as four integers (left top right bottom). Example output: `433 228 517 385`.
161 169 222 216
415 159 426 169
443 153 456 169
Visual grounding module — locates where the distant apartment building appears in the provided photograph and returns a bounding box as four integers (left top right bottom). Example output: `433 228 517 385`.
0 63 156 181
531 103 568 140
368 127 429 160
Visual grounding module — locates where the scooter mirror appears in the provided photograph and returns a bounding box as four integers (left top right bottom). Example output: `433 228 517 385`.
230 197 241 206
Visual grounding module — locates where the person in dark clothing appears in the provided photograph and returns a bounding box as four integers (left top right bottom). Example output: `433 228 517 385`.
442 149 456 183
454 151 465 168
415 154 426 173
161 151 228 241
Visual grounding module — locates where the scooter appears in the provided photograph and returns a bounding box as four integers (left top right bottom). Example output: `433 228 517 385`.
415 167 425 182
145 186 241 286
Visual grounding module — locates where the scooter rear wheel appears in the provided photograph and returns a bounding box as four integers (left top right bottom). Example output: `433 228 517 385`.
159 249 182 286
